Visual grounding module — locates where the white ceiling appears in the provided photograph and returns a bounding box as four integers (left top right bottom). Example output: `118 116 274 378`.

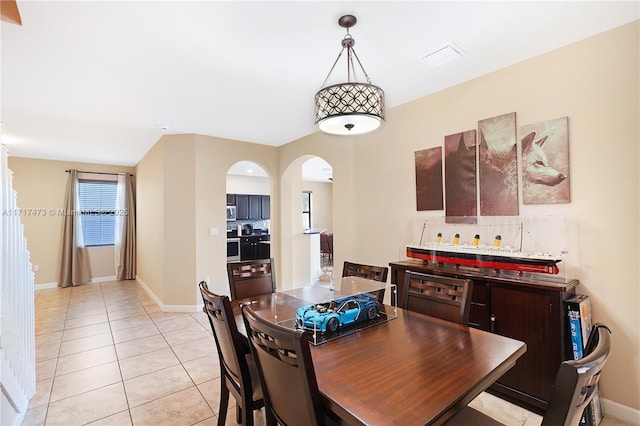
1 1 638 167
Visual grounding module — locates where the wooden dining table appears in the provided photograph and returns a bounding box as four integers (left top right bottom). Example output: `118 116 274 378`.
231 285 526 426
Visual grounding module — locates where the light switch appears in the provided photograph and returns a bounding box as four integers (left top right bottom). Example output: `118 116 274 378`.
209 227 218 236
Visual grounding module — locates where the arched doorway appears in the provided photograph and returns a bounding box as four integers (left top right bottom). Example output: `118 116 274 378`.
280 155 333 289
226 161 272 262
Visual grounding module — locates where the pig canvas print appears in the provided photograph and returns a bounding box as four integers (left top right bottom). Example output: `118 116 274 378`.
519 117 570 204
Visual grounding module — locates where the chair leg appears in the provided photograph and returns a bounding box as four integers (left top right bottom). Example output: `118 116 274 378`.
217 385 229 426
236 405 242 424
241 401 254 426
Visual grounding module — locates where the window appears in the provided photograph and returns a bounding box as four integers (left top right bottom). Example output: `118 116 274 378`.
78 180 117 246
302 191 312 230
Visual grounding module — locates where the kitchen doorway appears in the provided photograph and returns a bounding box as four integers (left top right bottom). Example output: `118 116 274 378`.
226 161 272 262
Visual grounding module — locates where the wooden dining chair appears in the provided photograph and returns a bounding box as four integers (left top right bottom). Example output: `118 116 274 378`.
242 304 337 426
342 261 389 304
445 323 612 426
402 271 473 325
227 258 276 300
199 282 265 426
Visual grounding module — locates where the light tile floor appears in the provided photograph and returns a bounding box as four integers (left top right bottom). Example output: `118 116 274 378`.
23 280 630 426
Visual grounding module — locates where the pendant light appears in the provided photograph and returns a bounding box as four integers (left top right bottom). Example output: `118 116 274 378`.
314 15 385 135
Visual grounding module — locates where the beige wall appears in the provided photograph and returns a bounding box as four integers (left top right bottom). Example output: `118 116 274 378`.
279 21 639 412
135 134 278 306
7 157 134 285
302 180 333 233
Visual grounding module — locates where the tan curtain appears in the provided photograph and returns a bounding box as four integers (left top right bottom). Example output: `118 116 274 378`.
59 169 91 287
115 173 136 280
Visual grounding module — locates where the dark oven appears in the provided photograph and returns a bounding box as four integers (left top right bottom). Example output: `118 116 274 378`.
227 238 241 262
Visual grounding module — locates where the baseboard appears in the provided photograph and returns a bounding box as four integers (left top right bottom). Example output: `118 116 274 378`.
34 276 117 291
603 398 640 425
135 276 199 313
34 282 58 290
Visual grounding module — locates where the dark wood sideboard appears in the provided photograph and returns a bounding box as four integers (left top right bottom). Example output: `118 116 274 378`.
389 259 579 413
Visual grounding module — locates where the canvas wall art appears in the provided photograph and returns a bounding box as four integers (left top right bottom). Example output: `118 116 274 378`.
415 147 444 211
444 130 477 224
520 117 570 204
478 112 519 216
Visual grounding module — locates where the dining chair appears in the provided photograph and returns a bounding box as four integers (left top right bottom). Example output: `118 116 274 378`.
320 232 333 262
342 261 389 304
199 281 265 426
241 304 337 426
227 258 276 300
401 271 473 325
445 323 612 426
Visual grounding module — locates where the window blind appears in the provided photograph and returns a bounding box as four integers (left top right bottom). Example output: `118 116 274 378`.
78 180 117 246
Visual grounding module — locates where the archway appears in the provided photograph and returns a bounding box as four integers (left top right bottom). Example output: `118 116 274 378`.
226 161 272 263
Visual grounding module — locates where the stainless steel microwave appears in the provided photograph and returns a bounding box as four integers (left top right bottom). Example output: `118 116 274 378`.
226 205 237 221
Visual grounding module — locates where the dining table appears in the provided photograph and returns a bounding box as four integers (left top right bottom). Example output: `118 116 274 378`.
231 278 526 426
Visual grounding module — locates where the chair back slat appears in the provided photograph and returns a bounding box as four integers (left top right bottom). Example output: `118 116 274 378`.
542 324 612 426
342 261 389 304
227 259 276 300
242 305 325 426
402 271 473 325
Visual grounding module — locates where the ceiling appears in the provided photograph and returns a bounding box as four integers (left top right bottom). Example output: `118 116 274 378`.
1 1 638 167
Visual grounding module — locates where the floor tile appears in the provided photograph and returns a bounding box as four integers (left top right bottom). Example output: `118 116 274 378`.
45 382 128 426
28 378 53 408
61 322 111 342
35 358 57 381
107 306 148 321
162 324 210 346
35 331 63 347
112 323 160 344
85 410 132 426
63 313 108 330
110 315 153 332
58 332 113 357
182 354 221 384
119 347 180 380
115 334 169 360
49 361 121 402
55 345 117 376
197 378 236 416
124 364 193 408
170 336 216 363
129 386 214 426
154 315 200 333
21 404 48 426
65 305 106 320
35 342 61 363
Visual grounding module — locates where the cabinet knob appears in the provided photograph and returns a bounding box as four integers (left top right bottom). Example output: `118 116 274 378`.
490 314 496 333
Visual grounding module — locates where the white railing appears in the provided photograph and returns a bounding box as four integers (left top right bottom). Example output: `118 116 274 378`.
1 143 36 425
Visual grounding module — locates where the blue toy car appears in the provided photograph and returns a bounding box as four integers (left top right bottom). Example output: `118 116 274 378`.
295 294 380 333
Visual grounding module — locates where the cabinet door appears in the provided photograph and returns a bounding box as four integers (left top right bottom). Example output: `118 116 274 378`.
226 193 236 206
257 242 270 259
490 286 557 403
236 195 249 219
249 195 262 219
261 195 270 219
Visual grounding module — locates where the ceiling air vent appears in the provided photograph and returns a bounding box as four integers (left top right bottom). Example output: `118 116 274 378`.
422 42 465 69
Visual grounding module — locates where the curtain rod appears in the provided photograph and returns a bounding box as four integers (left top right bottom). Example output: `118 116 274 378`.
65 169 133 176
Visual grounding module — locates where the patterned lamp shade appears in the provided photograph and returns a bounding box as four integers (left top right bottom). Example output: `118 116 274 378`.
314 83 385 135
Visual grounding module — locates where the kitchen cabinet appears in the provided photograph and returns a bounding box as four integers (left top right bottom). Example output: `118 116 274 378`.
261 195 270 219
240 235 270 260
389 259 578 413
235 195 249 220
227 193 270 220
249 195 262 219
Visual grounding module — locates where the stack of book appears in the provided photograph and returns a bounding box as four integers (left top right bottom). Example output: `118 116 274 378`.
566 294 602 426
